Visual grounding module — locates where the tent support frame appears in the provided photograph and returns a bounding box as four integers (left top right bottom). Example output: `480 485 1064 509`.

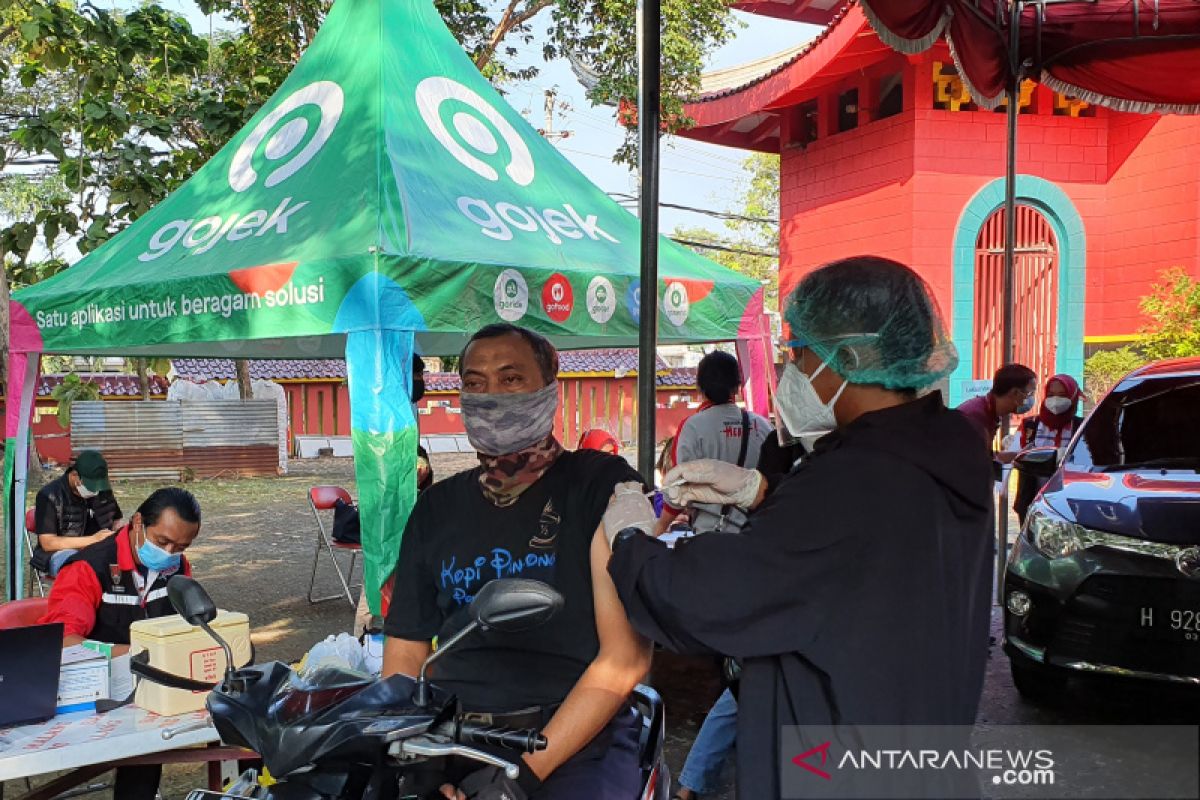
636 0 662 483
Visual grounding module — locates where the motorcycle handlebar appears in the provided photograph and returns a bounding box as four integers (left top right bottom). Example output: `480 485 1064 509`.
456 722 548 754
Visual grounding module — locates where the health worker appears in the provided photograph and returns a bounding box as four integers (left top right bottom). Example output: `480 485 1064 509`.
602 256 995 799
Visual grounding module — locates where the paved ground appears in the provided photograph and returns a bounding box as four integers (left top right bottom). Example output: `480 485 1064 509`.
5 458 1198 798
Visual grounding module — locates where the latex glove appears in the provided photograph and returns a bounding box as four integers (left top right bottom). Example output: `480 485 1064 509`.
663 459 764 510
602 481 656 546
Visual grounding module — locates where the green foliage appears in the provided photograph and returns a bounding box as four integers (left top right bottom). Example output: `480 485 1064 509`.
49 372 101 429
2 0 736 267
1138 267 1200 361
672 153 780 309
1082 347 1145 401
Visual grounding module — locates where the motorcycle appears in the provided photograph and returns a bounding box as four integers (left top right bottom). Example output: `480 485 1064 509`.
153 575 669 799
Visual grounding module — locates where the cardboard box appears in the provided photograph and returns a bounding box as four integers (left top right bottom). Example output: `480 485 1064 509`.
58 645 109 714
129 611 251 716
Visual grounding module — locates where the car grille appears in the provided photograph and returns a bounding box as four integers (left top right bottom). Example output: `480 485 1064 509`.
1048 575 1200 678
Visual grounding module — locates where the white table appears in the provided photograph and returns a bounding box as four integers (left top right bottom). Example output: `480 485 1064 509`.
0 707 250 798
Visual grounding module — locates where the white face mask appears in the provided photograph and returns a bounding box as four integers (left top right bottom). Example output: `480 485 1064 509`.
75 479 98 499
774 358 849 447
1043 396 1072 415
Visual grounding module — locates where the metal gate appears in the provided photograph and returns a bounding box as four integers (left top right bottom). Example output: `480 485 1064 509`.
973 204 1060 388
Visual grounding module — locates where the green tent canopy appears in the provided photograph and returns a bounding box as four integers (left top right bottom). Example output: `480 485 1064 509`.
6 0 766 606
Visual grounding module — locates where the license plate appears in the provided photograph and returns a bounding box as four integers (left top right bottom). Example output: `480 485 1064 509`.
1137 606 1200 642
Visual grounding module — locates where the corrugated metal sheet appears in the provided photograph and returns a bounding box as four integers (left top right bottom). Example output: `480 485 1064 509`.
71 401 280 479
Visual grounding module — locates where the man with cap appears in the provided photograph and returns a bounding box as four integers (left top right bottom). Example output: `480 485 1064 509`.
31 450 123 578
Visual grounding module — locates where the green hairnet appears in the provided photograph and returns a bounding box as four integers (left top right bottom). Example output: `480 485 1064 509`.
783 256 958 391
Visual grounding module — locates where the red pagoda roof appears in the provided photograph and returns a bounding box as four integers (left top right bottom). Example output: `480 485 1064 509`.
684 3 889 151
733 0 845 24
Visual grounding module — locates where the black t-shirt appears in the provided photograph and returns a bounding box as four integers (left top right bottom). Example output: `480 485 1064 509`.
385 449 641 712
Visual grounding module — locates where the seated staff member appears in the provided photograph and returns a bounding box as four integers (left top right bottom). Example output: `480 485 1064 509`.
39 487 202 800
31 450 123 577
383 323 652 800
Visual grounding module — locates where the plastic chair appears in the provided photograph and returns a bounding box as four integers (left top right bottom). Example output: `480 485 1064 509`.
306 486 362 607
24 507 49 598
0 597 50 629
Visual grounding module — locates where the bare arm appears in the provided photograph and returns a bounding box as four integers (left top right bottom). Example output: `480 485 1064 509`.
523 523 654 780
382 637 433 679
38 530 113 552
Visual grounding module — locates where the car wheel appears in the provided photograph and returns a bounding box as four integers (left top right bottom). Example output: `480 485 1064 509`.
1010 659 1068 704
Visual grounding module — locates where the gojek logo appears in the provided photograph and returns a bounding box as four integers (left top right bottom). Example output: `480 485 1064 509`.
663 281 690 327
541 273 574 323
414 76 618 247
138 81 344 262
494 269 529 321
586 276 616 324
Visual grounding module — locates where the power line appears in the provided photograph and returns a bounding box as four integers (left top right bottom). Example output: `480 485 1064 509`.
608 193 777 226
670 236 778 259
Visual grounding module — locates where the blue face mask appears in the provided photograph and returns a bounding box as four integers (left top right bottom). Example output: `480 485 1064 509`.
1016 394 1036 415
136 525 181 572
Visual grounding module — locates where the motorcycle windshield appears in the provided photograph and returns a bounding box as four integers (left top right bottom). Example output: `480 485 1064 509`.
268 665 373 726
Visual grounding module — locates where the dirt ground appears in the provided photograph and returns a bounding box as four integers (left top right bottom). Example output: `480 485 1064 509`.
6 455 732 799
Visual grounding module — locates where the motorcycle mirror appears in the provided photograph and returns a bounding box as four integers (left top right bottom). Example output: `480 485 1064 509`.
1014 446 1059 479
469 579 564 633
412 580 563 708
167 575 218 626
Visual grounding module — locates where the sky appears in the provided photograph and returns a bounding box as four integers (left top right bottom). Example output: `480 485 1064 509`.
151 0 821 236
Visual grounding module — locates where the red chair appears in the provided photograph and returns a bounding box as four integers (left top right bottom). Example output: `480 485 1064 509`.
24 507 49 597
306 486 362 607
0 597 50 629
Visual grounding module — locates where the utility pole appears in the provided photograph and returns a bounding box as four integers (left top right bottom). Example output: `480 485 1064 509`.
537 89 572 143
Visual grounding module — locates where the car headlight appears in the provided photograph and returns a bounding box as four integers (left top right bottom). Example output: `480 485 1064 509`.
1025 504 1086 559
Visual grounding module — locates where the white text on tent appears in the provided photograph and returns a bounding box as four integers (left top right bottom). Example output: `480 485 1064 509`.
137 197 309 262
456 198 618 245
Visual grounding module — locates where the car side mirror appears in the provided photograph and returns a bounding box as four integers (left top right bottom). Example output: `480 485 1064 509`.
167 575 217 626
470 578 564 633
1014 446 1059 479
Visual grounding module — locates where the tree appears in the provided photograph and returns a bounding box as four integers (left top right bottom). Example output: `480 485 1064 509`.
1139 267 1200 361
49 371 100 429
671 153 780 309
1083 347 1144 400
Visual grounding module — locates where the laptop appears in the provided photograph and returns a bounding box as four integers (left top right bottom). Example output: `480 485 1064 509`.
0 622 63 727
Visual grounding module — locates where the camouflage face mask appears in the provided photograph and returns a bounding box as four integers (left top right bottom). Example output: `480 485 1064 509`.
460 380 560 456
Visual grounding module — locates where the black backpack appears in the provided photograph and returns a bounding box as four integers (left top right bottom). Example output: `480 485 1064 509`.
331 498 361 545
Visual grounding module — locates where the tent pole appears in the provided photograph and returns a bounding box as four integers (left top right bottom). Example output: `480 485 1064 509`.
5 354 38 600
636 0 661 483
998 0 1023 603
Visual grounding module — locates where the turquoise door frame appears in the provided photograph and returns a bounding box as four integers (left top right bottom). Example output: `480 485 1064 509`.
949 176 1086 407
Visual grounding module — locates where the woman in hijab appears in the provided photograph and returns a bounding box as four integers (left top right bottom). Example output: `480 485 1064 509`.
1013 374 1085 523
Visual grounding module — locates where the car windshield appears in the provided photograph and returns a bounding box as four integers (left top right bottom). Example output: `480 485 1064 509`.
1068 376 1200 471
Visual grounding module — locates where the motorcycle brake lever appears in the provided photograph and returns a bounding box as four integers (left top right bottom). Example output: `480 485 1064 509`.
389 736 521 780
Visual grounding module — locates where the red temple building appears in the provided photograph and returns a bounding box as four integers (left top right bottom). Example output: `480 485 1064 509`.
682 0 1200 403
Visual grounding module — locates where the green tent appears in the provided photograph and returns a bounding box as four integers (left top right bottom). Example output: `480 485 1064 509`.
5 0 766 605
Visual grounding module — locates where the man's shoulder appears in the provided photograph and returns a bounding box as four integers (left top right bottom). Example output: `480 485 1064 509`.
559 448 637 476
36 475 66 501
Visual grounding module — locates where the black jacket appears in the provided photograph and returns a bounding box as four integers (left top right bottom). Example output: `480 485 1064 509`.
31 473 122 573
610 392 994 799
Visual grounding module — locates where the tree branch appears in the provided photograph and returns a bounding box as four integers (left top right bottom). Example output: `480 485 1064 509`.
474 0 554 71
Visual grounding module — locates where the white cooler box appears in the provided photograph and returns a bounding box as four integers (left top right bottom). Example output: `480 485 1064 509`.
129 611 252 716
